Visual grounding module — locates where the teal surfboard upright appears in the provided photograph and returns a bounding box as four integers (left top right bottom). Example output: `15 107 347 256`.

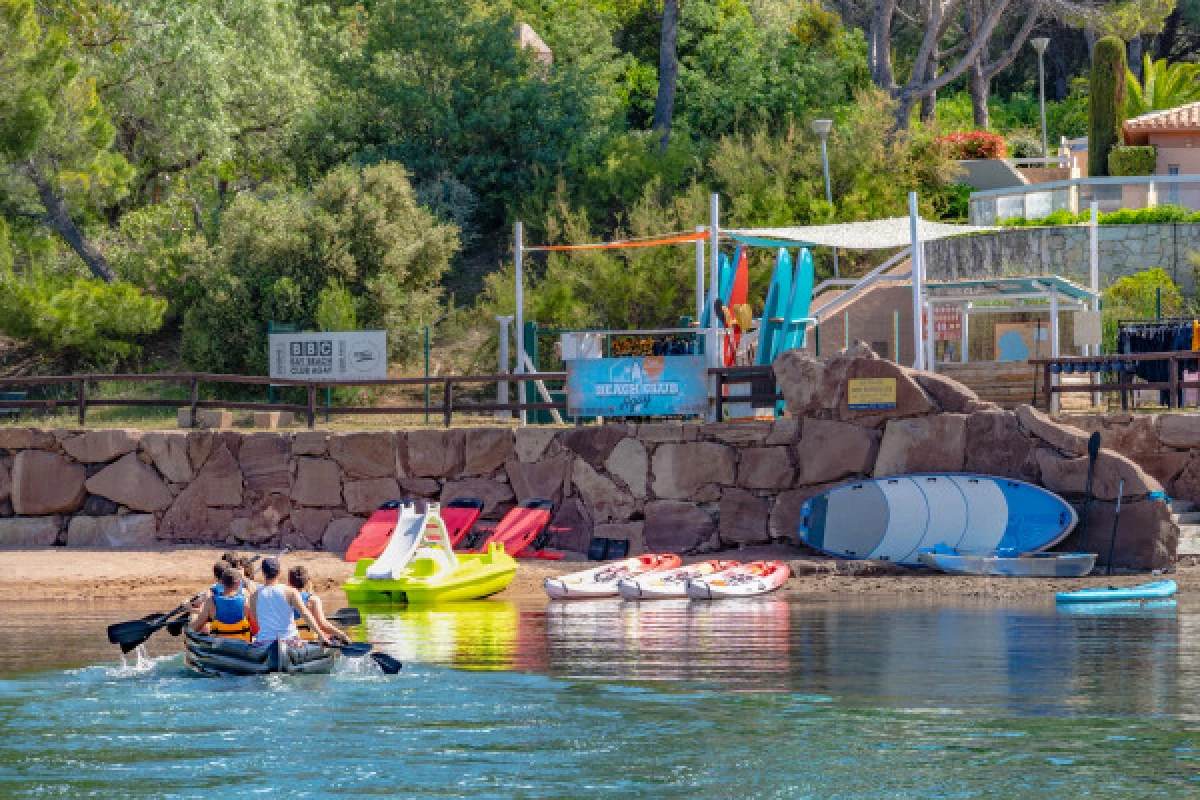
717 252 733 307
776 247 814 357
756 249 792 365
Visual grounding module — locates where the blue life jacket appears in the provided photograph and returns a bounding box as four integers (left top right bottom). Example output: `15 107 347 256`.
213 587 248 625
293 591 312 620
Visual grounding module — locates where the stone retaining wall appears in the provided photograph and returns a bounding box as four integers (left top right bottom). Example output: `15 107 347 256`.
0 347 1181 570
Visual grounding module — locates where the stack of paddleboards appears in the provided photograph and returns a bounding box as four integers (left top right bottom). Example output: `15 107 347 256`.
545 556 790 600
798 473 1085 575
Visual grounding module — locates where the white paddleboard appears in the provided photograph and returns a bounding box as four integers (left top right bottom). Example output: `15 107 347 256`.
798 474 1077 567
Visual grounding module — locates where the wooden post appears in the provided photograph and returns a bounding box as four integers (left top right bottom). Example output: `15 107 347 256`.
306 384 316 429
77 379 86 426
443 379 453 428
189 378 199 428
1043 363 1052 410
714 371 725 421
1169 355 1179 409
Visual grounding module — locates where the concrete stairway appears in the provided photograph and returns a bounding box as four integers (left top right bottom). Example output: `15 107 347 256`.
1172 500 1200 556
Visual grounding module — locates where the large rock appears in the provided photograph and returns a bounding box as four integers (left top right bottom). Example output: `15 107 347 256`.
292 431 329 456
84 453 173 512
562 426 628 469
290 507 333 546
160 444 243 538
140 432 193 483
643 500 716 552
1015 404 1088 455
230 495 291 545
321 516 365 555
1068 498 1176 570
190 444 243 506
718 488 769 545
737 447 795 490
328 432 396 479
399 477 442 497
290 457 343 507
796 419 879 484
0 428 56 451
1136 451 1191 495
62 429 141 463
874 415 967 477
66 514 157 548
463 429 513 475
440 477 515 515
548 496 592 553
604 438 648 499
237 434 291 493
0 459 11 502
514 428 561 462
964 409 1036 480
0 516 59 546
913 371 980 414
11 450 86 514
701 422 773 446
651 442 736 500
1066 413 1160 456
765 418 800 445
775 347 937 422
1157 414 1200 448
1035 448 1162 500
506 452 572 504
187 431 214 472
406 430 465 477
636 423 690 443
769 483 843 544
572 459 635 523
343 478 401 515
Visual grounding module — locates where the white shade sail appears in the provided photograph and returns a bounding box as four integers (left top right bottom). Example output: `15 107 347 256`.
727 217 997 250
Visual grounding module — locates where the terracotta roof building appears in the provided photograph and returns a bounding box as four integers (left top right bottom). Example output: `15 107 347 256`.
1122 101 1200 176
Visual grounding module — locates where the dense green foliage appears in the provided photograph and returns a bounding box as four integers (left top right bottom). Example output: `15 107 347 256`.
1101 267 1185 351
180 163 457 374
1003 205 1200 227
1108 145 1158 176
1090 36 1128 178
1126 55 1200 117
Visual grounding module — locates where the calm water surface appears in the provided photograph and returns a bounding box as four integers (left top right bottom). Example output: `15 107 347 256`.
0 596 1197 798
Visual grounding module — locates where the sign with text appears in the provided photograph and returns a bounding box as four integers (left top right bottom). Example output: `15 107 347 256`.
269 331 387 382
566 355 707 417
931 304 963 342
847 377 897 410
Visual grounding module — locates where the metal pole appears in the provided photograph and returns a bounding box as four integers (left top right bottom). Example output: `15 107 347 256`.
1037 48 1048 159
496 314 513 419
892 310 899 363
960 303 970 363
820 137 840 279
514 221 526 426
708 193 720 422
1050 287 1060 413
695 225 706 324
424 325 430 425
908 192 925 370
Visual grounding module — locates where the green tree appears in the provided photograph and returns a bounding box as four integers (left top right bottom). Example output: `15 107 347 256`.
181 163 458 374
1089 36 1127 177
1125 55 1200 116
0 0 132 281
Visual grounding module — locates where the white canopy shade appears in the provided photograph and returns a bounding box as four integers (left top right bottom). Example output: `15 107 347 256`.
727 217 997 250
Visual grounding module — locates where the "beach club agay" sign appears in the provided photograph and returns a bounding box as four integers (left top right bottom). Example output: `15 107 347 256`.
269 331 387 382
566 355 707 417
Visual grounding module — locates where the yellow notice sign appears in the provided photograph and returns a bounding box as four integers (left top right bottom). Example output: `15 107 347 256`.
847 377 897 410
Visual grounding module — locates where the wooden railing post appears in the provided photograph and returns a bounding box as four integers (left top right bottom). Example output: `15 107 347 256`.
306 384 316 429
77 379 86 426
1043 362 1052 411
189 377 199 428
1169 354 1179 409
443 379 453 428
714 370 724 422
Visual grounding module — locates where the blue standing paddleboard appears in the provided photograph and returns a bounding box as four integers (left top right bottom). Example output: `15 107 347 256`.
756 249 792 366
776 247 814 357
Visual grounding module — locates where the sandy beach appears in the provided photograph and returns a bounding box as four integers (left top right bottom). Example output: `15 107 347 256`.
0 545 1188 606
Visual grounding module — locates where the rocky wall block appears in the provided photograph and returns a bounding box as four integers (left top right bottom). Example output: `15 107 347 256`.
11 450 86 515
650 442 735 500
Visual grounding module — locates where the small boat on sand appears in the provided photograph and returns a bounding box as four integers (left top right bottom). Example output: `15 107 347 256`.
1055 579 1177 605
544 554 682 599
184 629 337 677
918 549 1096 578
685 561 790 599
617 560 741 600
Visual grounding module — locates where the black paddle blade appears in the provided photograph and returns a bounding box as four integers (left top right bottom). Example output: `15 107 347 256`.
336 642 373 657
107 619 159 645
166 617 189 636
1088 431 1101 460
328 608 362 626
369 652 403 674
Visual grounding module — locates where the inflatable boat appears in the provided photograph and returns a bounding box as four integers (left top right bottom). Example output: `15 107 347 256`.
543 554 682 599
184 629 337 677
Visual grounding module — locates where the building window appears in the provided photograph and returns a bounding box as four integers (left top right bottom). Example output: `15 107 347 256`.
1169 165 1181 204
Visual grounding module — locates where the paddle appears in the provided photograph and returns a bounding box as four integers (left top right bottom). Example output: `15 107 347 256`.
107 593 205 653
1106 480 1124 577
324 640 402 674
1078 431 1102 552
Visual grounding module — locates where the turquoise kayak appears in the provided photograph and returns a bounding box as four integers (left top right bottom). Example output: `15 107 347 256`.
1054 579 1177 604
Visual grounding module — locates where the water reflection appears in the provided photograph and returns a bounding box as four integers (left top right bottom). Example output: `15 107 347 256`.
363 601 520 670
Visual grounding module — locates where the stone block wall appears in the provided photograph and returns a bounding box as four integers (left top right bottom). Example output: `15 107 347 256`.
0 347 1182 570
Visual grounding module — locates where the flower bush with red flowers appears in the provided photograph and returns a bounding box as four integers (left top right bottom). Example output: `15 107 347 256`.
934 130 1008 160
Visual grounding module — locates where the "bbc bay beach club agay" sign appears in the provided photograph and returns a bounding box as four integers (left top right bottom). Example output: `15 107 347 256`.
269 331 387 382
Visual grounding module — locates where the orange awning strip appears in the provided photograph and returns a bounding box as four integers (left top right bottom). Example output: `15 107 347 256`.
524 230 709 252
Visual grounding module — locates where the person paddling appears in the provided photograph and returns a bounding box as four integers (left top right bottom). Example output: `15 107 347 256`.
191 567 254 640
248 557 330 647
287 566 347 644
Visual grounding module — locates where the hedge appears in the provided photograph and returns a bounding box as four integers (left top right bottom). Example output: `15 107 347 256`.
1089 36 1127 177
1001 204 1200 227
1108 145 1157 176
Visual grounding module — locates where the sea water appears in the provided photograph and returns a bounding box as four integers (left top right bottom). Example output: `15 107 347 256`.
0 596 1197 798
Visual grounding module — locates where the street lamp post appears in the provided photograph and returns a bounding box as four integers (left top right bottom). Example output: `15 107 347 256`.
811 118 838 278
1031 37 1050 160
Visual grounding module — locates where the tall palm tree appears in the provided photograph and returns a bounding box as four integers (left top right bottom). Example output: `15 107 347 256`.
1126 54 1200 117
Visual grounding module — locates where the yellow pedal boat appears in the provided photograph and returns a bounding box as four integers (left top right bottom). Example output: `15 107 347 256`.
341 510 518 607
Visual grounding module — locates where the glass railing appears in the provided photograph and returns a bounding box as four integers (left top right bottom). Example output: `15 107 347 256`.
969 176 1200 225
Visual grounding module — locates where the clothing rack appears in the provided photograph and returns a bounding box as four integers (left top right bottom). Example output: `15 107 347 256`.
1115 316 1200 409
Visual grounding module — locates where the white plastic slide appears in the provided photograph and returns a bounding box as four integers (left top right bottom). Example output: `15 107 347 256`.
365 502 429 580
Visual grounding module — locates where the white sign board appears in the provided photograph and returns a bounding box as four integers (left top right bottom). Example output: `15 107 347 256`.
269 331 387 382
1074 311 1103 347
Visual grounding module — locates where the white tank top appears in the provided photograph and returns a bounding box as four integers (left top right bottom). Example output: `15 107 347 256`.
253 584 299 643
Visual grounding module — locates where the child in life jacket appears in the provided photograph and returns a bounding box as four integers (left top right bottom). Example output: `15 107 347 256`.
287 565 347 644
190 567 255 640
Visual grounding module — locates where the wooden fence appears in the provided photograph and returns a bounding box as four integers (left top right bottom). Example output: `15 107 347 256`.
1031 351 1200 410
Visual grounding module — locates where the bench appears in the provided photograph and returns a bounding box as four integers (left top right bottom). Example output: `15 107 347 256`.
0 391 26 419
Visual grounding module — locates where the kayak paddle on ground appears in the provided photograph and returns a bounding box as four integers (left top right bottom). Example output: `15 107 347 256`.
107 593 204 653
1078 431 1101 551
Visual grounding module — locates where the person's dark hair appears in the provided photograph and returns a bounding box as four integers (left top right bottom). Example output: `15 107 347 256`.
213 561 228 581
287 565 309 590
261 557 281 579
242 561 255 580
220 551 238 565
219 567 241 590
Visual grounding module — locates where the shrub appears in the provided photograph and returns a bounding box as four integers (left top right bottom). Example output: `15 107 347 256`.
1006 129 1044 159
1089 36 1127 177
1108 145 1157 176
0 273 166 368
934 130 1007 160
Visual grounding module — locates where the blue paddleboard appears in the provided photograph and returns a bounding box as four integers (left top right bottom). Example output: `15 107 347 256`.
798 474 1078 567
776 247 814 357
1054 579 1177 604
756 249 792 365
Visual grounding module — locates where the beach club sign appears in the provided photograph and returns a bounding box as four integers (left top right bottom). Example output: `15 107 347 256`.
269 331 387 382
566 355 707 417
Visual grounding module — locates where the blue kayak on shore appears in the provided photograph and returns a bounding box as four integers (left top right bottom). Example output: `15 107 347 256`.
1054 579 1177 604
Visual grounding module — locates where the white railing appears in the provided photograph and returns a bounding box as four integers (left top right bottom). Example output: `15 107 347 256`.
969 174 1200 225
810 248 912 320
